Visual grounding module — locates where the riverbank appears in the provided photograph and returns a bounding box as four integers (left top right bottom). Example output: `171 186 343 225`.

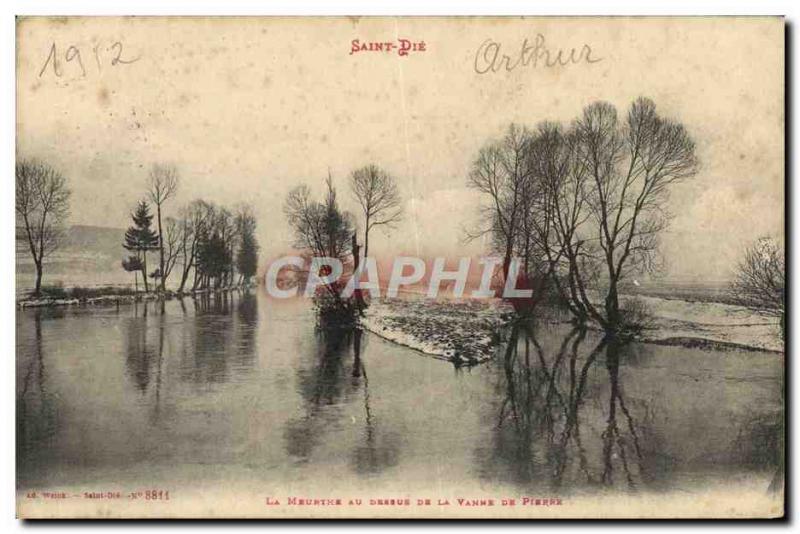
18 285 784 356
632 295 784 353
361 296 512 366
361 293 784 365
16 284 255 308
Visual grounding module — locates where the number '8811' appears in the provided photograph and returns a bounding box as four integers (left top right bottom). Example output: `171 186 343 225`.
144 490 170 501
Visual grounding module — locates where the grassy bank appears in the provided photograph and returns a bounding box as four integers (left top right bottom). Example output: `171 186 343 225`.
17 283 253 308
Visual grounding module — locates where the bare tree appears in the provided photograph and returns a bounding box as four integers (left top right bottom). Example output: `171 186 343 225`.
731 236 785 339
526 122 595 320
468 99 697 332
161 216 182 284
349 164 403 260
147 164 179 292
569 98 698 330
176 200 206 293
284 175 354 303
16 160 71 295
467 124 533 281
285 177 354 262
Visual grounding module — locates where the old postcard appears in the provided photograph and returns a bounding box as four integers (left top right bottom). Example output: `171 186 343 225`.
15 16 784 519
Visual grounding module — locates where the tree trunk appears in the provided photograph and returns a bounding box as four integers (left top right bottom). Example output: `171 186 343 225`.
178 261 191 294
352 232 364 310
363 220 369 262
142 252 150 292
565 264 587 322
157 203 165 293
34 261 43 295
523 232 530 276
605 279 620 331
502 247 513 287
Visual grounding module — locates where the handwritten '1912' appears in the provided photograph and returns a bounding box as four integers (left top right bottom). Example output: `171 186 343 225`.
38 41 140 78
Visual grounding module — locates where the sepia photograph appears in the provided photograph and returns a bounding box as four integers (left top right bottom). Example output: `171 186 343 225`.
14 15 785 519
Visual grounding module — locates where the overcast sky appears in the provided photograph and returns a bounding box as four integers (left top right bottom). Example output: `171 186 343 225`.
16 17 784 281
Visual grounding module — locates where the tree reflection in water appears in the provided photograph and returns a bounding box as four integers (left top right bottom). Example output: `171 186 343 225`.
235 290 258 362
123 291 259 424
15 295 784 497
484 321 651 492
349 327 400 475
124 300 156 394
179 290 259 384
17 309 58 468
122 300 167 424
600 336 645 488
283 325 399 476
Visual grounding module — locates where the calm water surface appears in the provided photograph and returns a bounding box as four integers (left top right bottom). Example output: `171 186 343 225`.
16 289 783 500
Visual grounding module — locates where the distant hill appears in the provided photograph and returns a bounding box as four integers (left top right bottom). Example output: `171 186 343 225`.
16 225 132 288
62 224 127 257
16 224 126 260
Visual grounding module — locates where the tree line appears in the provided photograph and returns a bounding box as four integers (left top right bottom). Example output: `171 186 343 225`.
15 160 259 297
468 96 785 337
467 97 700 333
121 164 259 294
15 107 784 335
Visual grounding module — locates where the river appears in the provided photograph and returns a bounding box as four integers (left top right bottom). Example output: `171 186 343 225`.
16 288 784 517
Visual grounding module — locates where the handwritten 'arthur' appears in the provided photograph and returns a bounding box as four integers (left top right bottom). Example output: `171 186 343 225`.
474 34 602 74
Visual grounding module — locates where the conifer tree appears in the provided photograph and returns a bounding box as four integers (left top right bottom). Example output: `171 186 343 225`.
236 229 259 285
121 255 144 292
235 206 258 285
123 201 159 292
